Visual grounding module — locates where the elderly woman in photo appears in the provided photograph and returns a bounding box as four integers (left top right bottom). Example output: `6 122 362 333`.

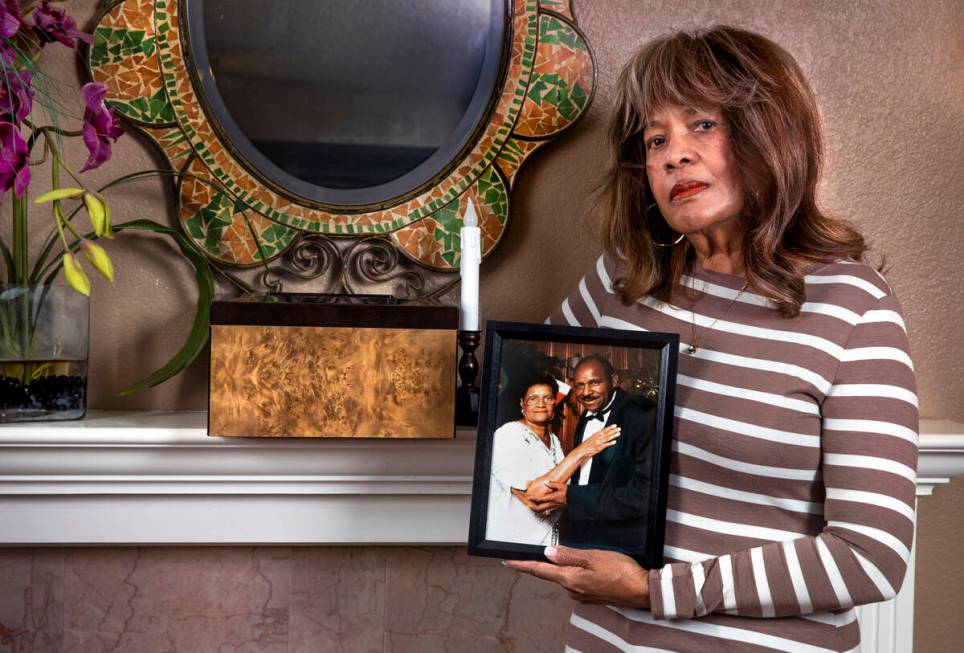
486 374 620 546
508 26 918 653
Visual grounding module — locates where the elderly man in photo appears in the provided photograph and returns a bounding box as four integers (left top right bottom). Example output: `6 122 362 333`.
523 354 655 554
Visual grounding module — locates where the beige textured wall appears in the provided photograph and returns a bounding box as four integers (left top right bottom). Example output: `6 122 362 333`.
5 1 960 650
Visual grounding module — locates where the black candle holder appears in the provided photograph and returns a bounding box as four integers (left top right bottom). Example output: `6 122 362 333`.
455 329 481 427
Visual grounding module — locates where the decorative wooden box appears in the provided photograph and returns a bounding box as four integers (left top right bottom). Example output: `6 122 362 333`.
208 295 457 438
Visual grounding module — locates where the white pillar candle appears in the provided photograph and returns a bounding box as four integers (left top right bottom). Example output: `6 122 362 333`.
459 198 482 331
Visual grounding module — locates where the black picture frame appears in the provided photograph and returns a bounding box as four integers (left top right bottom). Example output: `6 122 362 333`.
467 320 678 569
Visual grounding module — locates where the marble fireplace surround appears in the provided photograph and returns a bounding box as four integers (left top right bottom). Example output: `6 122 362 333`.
1 413 962 653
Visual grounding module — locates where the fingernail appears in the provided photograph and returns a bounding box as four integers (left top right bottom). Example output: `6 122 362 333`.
545 546 557 558
501 560 509 567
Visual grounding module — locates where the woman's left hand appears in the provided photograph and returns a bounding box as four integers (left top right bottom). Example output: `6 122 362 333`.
506 545 650 609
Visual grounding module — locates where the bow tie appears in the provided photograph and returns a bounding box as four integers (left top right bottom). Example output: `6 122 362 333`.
586 411 607 422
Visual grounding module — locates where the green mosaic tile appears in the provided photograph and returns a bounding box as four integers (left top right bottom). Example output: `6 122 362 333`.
90 26 155 63
538 14 587 51
420 165 509 266
431 201 464 254
183 192 232 256
526 73 587 121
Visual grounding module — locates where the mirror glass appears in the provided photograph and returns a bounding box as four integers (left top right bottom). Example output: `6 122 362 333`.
188 0 506 207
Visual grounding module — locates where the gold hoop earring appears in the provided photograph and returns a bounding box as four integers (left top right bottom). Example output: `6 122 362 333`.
645 204 685 247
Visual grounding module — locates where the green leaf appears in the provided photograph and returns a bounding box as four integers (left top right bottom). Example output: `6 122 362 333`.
0 237 14 285
111 219 214 395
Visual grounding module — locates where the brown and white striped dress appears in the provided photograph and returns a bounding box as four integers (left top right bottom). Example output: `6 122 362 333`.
547 255 918 653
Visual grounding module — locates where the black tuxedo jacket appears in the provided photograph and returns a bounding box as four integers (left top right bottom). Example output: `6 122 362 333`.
561 390 655 554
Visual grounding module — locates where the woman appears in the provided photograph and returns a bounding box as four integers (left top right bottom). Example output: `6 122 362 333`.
508 26 917 653
486 375 620 545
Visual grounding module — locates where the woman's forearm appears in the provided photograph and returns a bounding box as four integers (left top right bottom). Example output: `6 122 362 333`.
539 426 620 485
543 446 591 483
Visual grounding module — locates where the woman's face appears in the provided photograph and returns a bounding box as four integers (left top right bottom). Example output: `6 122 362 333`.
519 384 556 426
643 105 744 237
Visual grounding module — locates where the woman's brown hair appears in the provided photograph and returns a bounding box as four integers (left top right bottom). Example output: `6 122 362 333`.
598 26 866 316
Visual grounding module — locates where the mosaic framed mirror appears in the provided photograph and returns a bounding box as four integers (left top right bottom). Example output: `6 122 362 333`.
88 0 595 298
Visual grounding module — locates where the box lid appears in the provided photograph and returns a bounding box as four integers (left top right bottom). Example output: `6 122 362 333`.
210 293 458 329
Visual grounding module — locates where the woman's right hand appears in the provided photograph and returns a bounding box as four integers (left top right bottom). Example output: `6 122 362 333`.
575 424 621 458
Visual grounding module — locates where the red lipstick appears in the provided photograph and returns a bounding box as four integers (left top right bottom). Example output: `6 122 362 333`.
670 181 709 202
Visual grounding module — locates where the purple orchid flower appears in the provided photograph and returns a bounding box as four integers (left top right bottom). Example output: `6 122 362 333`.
31 1 92 48
0 42 15 68
0 69 33 123
0 121 31 197
80 82 123 171
0 0 22 39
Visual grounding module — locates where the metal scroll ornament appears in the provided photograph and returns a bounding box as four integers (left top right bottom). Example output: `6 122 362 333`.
258 234 440 300
87 0 596 297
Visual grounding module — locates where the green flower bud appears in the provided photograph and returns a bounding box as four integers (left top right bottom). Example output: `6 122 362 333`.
102 199 114 239
80 240 114 282
34 187 85 204
62 252 91 296
83 192 108 238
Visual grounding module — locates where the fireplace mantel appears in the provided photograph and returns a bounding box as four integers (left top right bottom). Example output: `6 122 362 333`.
1 412 962 652
0 412 962 544
0 411 478 544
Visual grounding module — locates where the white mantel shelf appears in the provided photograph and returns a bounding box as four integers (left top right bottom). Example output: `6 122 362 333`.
4 413 960 653
0 411 478 545
0 412 962 546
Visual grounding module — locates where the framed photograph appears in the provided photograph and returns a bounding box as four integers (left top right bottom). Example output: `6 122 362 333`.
468 321 678 569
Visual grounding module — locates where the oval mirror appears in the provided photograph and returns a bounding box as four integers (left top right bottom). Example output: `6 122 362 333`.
90 0 594 281
187 0 507 207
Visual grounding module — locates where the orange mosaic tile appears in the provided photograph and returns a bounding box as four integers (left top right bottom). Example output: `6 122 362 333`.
392 165 509 271
496 138 547 187
514 16 594 139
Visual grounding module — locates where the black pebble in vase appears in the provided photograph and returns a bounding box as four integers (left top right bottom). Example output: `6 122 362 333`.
0 372 87 421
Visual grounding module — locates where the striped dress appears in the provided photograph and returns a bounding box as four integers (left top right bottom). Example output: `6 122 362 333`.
547 255 918 653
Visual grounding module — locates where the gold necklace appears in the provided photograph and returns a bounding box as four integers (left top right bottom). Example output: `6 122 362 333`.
687 282 748 354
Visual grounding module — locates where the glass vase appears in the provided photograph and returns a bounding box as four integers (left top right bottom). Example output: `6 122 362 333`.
0 285 89 422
